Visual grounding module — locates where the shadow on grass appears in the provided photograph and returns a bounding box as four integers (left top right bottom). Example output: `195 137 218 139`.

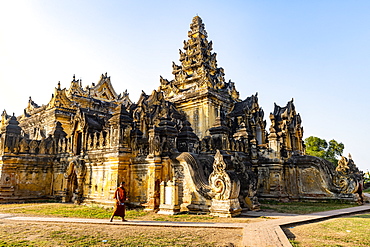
351 214 370 218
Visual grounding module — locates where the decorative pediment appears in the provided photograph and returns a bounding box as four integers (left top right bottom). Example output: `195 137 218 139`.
70 108 86 133
66 75 87 97
147 89 164 106
117 89 132 107
24 96 40 114
47 82 74 110
89 73 118 101
0 110 10 130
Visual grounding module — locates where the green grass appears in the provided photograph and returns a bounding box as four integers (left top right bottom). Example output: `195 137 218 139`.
0 203 241 223
288 213 370 246
0 203 219 222
0 203 113 219
0 201 363 246
0 200 358 220
363 187 370 193
260 200 357 214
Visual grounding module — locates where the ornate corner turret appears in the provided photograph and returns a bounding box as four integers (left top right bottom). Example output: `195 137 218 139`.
157 115 178 156
268 99 304 159
208 114 230 151
177 120 199 153
1 114 22 154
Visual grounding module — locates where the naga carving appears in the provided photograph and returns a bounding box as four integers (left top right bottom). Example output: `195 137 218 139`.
209 150 240 200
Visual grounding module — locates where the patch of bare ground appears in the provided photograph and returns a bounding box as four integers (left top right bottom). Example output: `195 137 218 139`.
0 220 243 247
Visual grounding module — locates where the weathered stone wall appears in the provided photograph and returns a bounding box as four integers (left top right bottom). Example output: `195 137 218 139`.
170 91 233 139
0 155 54 200
257 156 359 201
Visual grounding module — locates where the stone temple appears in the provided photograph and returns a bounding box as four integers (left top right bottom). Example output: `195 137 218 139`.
0 16 363 216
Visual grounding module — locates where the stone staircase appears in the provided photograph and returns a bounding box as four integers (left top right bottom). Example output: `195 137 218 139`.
0 185 15 200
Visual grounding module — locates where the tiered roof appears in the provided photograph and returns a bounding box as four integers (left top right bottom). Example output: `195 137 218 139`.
160 16 239 101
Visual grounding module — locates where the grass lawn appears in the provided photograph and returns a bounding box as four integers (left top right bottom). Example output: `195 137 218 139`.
260 200 357 215
0 202 245 223
0 202 244 246
287 213 370 247
0 200 358 220
0 201 363 246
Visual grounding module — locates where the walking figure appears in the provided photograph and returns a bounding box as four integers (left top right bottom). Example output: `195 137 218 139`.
110 181 128 222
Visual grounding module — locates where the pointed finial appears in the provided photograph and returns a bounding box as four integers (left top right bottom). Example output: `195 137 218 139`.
58 81 61 89
73 74 75 80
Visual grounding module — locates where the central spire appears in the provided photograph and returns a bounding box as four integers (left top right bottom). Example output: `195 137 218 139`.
188 15 208 38
177 15 220 88
159 16 240 138
160 16 239 100
182 16 223 89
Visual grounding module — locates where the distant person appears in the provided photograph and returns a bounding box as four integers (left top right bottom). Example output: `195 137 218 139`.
110 181 128 222
357 181 364 204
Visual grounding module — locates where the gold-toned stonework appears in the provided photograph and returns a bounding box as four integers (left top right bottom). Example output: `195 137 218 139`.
0 16 363 216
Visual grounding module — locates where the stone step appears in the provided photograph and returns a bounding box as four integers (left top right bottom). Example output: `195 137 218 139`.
0 187 15 192
0 186 15 198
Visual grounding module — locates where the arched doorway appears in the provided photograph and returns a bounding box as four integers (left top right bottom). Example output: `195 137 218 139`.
63 158 85 204
66 170 78 203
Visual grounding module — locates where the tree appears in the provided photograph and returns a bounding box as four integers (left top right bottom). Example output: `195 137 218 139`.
304 136 344 166
364 171 370 185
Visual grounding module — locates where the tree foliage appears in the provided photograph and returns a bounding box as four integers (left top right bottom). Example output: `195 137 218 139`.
304 136 344 166
364 171 370 184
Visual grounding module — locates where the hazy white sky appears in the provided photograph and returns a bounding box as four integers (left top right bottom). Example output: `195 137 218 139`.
0 0 369 172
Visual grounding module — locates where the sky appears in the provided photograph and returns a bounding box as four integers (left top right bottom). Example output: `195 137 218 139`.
0 1 369 172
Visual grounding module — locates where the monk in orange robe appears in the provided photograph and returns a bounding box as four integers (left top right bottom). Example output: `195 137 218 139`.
110 181 128 222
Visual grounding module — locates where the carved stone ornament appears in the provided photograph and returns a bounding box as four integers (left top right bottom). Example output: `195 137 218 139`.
208 150 241 217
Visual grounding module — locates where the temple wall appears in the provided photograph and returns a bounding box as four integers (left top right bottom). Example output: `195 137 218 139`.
0 155 54 200
77 152 132 205
257 160 357 201
129 162 149 205
173 93 232 139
